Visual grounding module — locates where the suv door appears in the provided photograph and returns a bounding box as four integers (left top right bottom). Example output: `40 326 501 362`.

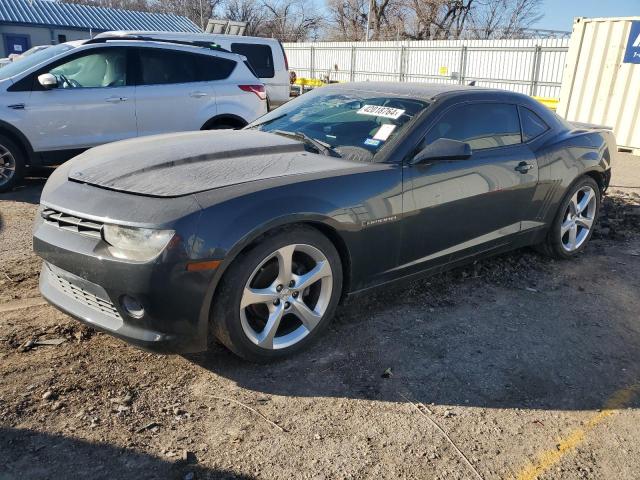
133 47 235 136
23 46 136 152
399 102 539 274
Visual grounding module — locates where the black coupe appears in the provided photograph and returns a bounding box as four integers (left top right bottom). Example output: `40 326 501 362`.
34 83 615 361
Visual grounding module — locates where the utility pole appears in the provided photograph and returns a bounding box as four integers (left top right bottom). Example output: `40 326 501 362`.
199 0 205 31
365 0 372 42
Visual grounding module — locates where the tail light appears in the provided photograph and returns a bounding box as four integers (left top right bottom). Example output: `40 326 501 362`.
239 84 266 101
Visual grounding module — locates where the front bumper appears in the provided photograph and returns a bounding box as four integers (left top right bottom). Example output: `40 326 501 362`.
34 211 215 354
40 262 175 349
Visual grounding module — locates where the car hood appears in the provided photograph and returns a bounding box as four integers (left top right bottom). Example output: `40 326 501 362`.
68 130 363 197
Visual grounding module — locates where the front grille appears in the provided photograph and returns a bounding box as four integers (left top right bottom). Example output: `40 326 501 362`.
48 266 121 320
42 208 103 239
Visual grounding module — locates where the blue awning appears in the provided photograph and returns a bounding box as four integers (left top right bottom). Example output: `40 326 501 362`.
0 0 201 33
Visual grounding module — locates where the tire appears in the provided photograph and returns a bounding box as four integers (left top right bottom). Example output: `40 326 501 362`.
0 134 25 193
211 225 343 362
537 175 601 259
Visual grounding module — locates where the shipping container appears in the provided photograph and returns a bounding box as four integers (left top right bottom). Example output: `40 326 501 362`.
557 17 640 152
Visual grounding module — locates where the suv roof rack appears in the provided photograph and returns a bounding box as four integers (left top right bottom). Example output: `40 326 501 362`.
85 35 233 54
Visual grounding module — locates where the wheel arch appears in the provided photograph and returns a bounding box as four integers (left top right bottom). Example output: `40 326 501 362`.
201 114 248 130
0 120 34 165
199 217 353 339
584 169 609 195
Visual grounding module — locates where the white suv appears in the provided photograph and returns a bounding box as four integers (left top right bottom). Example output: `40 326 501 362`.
0 36 267 192
103 31 291 108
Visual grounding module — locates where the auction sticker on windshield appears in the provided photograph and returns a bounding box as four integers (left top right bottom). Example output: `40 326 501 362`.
357 105 406 119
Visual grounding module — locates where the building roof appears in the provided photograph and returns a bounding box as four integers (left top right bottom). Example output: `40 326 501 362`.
0 0 201 33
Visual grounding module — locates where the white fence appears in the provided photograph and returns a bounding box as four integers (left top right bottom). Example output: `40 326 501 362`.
283 38 569 98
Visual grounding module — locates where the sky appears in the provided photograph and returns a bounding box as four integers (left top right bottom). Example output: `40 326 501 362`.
536 0 640 31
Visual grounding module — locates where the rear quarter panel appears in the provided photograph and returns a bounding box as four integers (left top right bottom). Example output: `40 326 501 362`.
531 128 612 231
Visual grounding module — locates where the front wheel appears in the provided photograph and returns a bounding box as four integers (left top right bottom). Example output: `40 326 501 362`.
538 176 600 259
211 226 343 362
0 135 25 193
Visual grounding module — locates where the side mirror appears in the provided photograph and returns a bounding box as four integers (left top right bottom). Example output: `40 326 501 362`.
411 138 472 165
38 73 58 89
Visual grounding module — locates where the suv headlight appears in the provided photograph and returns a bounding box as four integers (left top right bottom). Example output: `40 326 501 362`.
103 224 175 262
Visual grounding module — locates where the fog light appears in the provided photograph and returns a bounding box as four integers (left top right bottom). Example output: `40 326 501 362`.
121 295 144 319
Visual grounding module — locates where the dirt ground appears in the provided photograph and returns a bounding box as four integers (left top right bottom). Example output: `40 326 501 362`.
1 155 639 480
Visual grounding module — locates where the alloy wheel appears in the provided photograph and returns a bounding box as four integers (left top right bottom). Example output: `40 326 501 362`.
560 185 597 252
0 144 16 188
240 243 333 350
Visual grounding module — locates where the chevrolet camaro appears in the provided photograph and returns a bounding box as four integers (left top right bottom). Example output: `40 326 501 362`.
33 83 615 361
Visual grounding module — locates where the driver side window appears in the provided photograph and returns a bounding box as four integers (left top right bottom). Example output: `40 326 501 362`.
49 48 127 89
424 103 522 151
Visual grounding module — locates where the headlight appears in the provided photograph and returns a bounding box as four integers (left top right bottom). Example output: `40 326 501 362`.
103 224 175 262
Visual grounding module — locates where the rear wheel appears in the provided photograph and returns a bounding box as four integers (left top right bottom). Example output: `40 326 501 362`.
0 135 25 193
211 226 342 362
538 176 600 259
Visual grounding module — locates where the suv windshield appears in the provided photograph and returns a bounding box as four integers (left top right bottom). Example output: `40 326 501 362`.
0 43 75 81
247 89 429 162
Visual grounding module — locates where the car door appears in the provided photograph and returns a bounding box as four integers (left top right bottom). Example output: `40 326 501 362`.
398 102 539 274
133 47 222 136
24 46 137 152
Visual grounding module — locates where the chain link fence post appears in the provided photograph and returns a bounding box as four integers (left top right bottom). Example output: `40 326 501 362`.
458 46 468 84
350 46 356 81
530 45 542 96
399 45 406 82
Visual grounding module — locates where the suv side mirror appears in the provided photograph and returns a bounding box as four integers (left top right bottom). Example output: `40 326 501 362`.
38 73 58 89
411 138 472 165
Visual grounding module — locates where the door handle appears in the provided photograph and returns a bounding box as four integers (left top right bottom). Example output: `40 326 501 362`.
190 91 208 98
515 161 533 174
105 96 127 103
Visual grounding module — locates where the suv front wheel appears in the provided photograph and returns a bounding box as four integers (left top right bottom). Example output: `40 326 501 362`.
0 134 25 193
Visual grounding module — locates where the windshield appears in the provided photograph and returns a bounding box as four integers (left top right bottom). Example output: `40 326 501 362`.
21 45 50 58
0 43 75 81
247 89 429 162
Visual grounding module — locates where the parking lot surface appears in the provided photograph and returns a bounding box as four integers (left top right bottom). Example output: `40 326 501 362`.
1 155 639 480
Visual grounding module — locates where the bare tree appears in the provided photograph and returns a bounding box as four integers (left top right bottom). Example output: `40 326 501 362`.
326 0 406 41
222 0 268 36
327 0 544 41
261 0 324 41
468 0 543 38
326 0 367 41
407 0 475 39
148 0 225 29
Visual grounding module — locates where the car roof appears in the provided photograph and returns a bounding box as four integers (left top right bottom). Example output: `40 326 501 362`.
322 81 529 102
97 31 281 47
78 37 248 63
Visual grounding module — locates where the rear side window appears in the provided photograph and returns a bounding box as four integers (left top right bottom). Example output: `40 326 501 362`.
137 48 235 85
520 106 549 141
230 43 274 78
198 54 236 81
425 103 522 150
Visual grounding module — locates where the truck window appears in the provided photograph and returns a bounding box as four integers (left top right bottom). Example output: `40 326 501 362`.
230 43 275 79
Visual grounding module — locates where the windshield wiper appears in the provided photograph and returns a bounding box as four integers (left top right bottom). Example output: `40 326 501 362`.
272 130 341 157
